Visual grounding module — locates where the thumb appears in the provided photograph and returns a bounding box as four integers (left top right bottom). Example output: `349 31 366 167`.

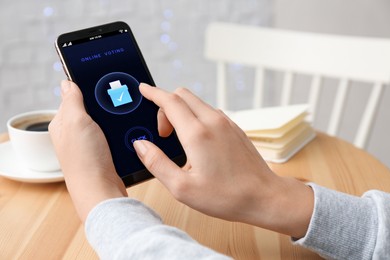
133 140 183 186
49 80 87 152
60 80 86 114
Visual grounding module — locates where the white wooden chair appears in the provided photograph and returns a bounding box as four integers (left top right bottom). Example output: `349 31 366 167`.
205 22 390 149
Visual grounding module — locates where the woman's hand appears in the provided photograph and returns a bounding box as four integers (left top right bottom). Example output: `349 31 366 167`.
49 80 127 223
134 84 314 238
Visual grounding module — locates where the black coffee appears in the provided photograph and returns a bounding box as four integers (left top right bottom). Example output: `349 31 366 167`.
25 121 51 132
12 114 54 132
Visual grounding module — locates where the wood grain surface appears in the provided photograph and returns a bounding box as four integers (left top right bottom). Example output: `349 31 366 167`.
1 132 389 259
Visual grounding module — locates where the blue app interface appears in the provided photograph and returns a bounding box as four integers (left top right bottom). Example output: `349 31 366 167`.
60 31 184 180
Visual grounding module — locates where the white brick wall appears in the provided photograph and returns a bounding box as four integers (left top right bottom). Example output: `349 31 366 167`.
0 0 272 133
2 1 388 168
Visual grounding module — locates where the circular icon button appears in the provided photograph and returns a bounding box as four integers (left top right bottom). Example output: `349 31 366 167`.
124 126 153 152
95 72 142 115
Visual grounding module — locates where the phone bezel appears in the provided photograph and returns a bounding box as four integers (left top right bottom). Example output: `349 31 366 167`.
55 21 186 187
55 21 151 82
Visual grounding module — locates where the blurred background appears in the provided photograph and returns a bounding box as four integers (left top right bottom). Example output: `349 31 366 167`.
0 0 389 167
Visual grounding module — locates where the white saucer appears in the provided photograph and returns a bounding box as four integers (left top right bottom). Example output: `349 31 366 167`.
0 141 64 183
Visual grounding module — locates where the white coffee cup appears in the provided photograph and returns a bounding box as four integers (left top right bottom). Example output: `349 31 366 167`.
7 110 60 172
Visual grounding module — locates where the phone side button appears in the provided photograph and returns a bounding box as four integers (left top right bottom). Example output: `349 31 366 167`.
62 65 70 79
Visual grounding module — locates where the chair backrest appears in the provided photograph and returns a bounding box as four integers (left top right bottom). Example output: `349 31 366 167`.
205 22 390 149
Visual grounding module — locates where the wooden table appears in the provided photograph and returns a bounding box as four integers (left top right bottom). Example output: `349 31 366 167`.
1 132 390 259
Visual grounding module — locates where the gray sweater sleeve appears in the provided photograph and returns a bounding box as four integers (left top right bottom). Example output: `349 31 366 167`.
84 198 231 260
85 184 390 259
293 183 390 259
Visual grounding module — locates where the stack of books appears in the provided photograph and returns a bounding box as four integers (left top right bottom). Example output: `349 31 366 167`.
228 104 316 163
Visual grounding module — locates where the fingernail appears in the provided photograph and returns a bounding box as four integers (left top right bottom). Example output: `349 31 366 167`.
61 80 71 94
140 82 151 89
133 140 148 157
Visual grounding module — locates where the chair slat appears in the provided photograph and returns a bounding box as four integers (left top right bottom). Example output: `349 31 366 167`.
281 71 294 106
354 82 384 148
327 79 349 136
253 67 265 108
217 62 227 110
307 75 322 122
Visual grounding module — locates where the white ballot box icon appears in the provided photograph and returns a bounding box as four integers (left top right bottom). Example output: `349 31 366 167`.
107 80 133 107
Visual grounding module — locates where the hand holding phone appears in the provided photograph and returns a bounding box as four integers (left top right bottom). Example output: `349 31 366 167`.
49 80 128 221
55 21 186 186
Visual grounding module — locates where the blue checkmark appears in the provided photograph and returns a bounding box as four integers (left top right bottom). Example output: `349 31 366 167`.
107 84 133 107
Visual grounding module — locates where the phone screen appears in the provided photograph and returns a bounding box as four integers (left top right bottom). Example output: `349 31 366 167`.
55 22 186 186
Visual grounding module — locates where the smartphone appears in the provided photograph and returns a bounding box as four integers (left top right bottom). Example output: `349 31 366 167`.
55 21 186 187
